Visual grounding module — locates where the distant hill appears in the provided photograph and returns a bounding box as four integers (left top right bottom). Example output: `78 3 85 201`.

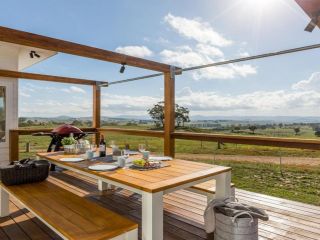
20 115 320 124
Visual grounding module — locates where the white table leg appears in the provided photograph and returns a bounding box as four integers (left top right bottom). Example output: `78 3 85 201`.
141 191 163 240
0 188 9 217
215 171 231 199
98 180 109 191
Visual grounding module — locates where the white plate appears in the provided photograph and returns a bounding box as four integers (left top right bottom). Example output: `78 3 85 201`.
124 150 140 155
149 156 172 161
60 157 84 162
88 164 118 171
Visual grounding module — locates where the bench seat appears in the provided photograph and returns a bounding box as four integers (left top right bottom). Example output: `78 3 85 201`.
0 180 138 240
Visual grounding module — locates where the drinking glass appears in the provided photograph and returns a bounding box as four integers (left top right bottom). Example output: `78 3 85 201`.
90 144 97 152
109 140 116 148
138 144 146 152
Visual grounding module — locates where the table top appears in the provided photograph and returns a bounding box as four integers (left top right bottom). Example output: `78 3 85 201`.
37 151 231 193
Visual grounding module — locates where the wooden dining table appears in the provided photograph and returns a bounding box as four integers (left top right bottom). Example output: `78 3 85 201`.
37 151 232 240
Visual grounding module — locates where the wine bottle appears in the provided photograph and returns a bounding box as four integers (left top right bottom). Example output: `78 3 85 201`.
99 135 106 157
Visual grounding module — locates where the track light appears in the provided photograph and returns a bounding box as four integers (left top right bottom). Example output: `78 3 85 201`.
29 50 40 58
119 63 126 73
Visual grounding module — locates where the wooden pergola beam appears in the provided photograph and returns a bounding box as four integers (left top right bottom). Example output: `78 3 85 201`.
0 69 101 86
0 26 172 72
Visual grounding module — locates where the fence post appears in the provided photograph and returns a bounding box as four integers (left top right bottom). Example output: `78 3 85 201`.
164 66 175 157
9 130 19 162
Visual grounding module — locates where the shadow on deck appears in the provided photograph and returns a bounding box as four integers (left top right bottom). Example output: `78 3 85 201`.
0 170 319 240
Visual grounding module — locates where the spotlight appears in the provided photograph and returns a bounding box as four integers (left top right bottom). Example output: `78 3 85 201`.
29 50 41 58
119 63 126 73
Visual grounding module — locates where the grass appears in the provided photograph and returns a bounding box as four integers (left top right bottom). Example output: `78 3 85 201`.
209 160 320 206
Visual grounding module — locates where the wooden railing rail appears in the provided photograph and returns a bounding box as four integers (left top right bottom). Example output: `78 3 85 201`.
172 131 320 150
98 128 164 138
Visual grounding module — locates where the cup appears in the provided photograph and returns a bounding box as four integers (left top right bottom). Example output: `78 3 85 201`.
86 150 94 159
141 151 150 160
117 156 126 168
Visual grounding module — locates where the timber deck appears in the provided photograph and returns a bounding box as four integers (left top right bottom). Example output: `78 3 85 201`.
0 170 319 240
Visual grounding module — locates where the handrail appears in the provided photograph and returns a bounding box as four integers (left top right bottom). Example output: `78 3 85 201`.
10 127 97 135
98 128 164 138
172 132 320 150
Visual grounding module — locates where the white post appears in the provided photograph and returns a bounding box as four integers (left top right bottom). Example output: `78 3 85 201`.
141 191 163 240
0 188 9 217
215 171 231 199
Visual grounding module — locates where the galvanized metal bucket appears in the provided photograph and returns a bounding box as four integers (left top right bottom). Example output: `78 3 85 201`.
214 212 258 240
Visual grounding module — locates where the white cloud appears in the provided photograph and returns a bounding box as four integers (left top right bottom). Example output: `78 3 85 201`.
238 51 250 57
292 72 320 91
115 45 153 58
62 86 86 94
161 13 256 80
196 44 224 58
101 93 160 116
19 92 31 98
175 87 320 116
164 13 232 47
20 99 92 117
160 45 256 80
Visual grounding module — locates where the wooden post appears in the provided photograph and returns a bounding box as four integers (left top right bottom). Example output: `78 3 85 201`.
164 67 175 157
9 130 19 162
93 82 101 144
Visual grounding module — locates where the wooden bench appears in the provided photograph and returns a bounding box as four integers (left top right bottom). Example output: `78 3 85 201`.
0 181 138 240
188 180 235 202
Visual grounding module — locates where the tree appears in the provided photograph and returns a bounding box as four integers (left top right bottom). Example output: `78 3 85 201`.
175 105 190 127
315 127 320 137
248 125 257 134
147 101 165 127
294 127 300 136
147 101 190 128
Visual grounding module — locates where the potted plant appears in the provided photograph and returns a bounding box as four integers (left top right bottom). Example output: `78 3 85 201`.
61 137 77 154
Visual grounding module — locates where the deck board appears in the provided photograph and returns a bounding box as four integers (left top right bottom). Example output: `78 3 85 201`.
1 170 319 240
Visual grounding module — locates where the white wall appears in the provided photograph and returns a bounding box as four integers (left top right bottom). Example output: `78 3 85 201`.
0 44 19 165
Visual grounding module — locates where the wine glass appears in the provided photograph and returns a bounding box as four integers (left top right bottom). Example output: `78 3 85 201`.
138 144 146 152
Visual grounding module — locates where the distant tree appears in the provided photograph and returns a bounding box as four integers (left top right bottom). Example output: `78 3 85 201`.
315 130 320 137
147 101 190 128
232 126 241 133
147 101 165 127
71 120 82 126
19 117 27 124
278 123 283 128
26 120 34 126
294 127 300 136
175 105 190 127
248 125 257 134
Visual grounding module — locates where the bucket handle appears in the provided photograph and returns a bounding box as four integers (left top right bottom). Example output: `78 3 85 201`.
232 211 254 226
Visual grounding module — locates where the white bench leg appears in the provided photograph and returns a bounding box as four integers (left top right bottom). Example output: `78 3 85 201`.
110 228 138 240
142 191 163 240
98 180 109 191
98 180 117 191
0 188 9 217
231 186 235 198
207 193 215 204
215 171 231 199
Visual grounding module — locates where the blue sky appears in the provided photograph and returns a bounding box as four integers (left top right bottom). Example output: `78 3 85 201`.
1 0 320 118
